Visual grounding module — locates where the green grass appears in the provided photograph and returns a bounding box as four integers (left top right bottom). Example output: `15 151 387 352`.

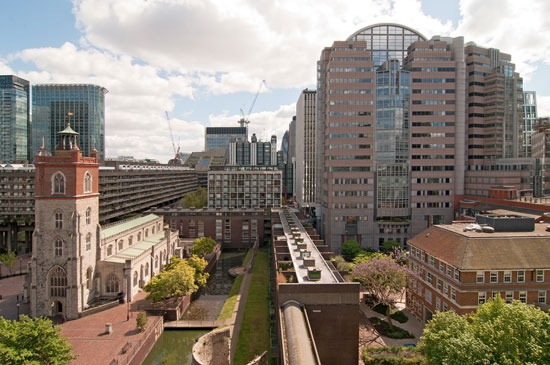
234 250 270 365
217 274 244 321
242 249 253 267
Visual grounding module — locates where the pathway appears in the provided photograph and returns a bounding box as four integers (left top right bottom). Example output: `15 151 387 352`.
164 319 230 329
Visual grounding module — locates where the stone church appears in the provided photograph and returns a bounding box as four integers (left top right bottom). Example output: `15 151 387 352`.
28 125 179 320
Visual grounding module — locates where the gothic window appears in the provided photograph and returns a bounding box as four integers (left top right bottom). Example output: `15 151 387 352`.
86 267 93 289
86 208 91 225
145 263 149 277
107 245 113 256
49 266 67 297
53 173 65 194
84 172 92 193
133 271 138 286
145 229 149 237
137 232 142 241
118 240 123 251
55 211 63 230
86 233 92 251
54 239 63 257
129 236 133 245
106 273 119 293
152 226 155 234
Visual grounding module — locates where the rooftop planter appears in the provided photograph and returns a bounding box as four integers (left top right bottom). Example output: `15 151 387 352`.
307 268 321 281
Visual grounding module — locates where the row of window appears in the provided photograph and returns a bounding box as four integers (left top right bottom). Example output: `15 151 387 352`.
52 171 93 195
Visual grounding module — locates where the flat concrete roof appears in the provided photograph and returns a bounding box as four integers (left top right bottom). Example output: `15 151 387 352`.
101 214 159 239
278 208 337 284
103 231 165 263
437 221 550 238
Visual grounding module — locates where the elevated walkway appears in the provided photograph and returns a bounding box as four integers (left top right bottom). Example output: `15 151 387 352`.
164 319 231 329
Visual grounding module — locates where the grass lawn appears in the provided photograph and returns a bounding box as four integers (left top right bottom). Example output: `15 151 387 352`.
234 250 270 364
242 249 253 267
217 274 244 321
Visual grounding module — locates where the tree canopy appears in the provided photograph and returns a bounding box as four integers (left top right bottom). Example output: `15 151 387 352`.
0 315 76 365
341 239 362 258
352 257 409 328
180 187 207 209
191 237 217 257
380 240 401 253
420 296 550 365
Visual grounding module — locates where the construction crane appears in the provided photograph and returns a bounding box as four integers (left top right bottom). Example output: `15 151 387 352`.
238 80 266 128
165 111 181 165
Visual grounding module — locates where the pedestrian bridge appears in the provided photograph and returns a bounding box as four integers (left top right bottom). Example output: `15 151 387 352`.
163 319 231 329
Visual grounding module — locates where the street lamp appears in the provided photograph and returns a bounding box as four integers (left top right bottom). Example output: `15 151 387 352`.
16 302 20 320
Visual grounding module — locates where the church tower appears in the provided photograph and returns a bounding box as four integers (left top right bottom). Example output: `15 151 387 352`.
30 123 100 319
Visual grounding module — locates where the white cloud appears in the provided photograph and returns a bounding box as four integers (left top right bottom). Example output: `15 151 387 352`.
537 95 550 118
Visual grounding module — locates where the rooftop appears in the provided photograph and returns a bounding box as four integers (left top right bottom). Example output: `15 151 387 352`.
103 231 165 263
101 214 160 240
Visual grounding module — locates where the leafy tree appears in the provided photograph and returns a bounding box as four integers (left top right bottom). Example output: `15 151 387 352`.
191 237 217 257
380 239 401 253
144 259 197 302
352 257 409 329
352 250 386 265
420 297 550 365
0 315 76 365
181 187 207 209
332 255 355 273
186 255 209 287
0 251 16 275
341 239 362 259
136 312 148 332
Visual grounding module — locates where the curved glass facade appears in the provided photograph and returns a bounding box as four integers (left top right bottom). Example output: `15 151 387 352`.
347 23 426 66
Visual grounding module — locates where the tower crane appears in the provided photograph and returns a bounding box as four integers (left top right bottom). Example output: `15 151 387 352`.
165 111 181 165
238 80 266 129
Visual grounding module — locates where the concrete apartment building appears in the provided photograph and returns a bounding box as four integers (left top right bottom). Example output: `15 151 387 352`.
316 23 526 252
150 207 267 249
272 207 359 365
207 167 282 209
295 89 317 210
29 126 179 319
407 214 550 323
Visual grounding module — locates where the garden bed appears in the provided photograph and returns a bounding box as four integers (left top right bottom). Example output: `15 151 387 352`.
369 317 414 339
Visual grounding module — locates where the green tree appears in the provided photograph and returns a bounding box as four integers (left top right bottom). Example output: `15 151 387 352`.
186 255 209 287
341 239 361 259
380 239 401 253
191 237 217 257
181 187 207 209
136 312 148 332
420 297 550 365
352 257 408 329
0 315 76 365
0 251 16 275
144 259 197 302
352 250 386 265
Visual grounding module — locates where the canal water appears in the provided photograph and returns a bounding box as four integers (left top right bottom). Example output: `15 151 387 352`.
143 251 246 363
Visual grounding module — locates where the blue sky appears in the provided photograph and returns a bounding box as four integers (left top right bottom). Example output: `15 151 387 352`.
1 0 549 162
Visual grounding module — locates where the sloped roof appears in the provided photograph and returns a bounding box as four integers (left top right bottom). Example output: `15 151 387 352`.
101 214 159 239
409 224 550 270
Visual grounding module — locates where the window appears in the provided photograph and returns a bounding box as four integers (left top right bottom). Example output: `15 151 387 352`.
54 239 63 257
86 267 93 289
118 240 123 251
451 287 456 301
538 291 546 304
490 272 498 283
504 271 511 283
216 220 222 240
145 229 149 237
152 226 155 234
517 270 525 283
106 273 120 293
145 263 149 277
446 266 452 277
133 271 138 287
476 272 484 283
536 270 544 282
55 211 63 230
84 172 92 193
198 221 204 237
425 289 432 304
155 255 158 268
505 291 514 303
519 291 527 304
444 283 449 296
53 173 65 194
429 256 435 267
129 236 133 245
443 302 448 312
86 233 92 251
49 266 67 297
427 272 433 284
437 279 442 291
107 245 113 256
86 208 91 225
478 292 486 304
454 269 460 281
439 262 445 272
137 232 142 241
436 297 441 311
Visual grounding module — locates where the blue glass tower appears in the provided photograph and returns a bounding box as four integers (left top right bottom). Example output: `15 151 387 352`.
0 75 30 163
32 84 108 161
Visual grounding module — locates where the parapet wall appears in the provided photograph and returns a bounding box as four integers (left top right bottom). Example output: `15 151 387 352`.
192 326 230 365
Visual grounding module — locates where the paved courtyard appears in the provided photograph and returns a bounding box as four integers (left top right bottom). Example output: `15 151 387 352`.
0 274 29 320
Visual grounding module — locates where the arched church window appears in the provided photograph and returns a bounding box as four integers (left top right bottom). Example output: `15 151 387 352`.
118 240 123 251
54 239 63 257
107 245 113 256
55 211 63 230
53 173 65 194
133 271 138 286
145 262 149 277
86 233 92 251
49 266 67 297
84 172 92 193
86 267 93 289
86 208 91 225
106 273 119 293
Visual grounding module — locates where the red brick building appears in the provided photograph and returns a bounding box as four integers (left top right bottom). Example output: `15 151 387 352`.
407 214 550 322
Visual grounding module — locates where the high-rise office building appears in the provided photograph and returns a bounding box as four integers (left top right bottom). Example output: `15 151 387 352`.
278 130 294 198
227 133 277 166
317 23 525 251
0 75 30 163
204 126 247 151
32 84 107 161
295 89 317 209
521 91 537 157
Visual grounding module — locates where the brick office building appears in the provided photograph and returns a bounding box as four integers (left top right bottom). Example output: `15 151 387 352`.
407 214 550 322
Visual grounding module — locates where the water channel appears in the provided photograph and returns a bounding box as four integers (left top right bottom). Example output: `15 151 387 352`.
143 251 246 364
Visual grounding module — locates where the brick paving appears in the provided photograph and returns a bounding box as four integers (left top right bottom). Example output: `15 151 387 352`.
60 291 162 365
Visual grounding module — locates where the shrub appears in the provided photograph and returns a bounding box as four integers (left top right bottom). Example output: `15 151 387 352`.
369 317 414 339
342 239 362 258
391 310 409 324
363 346 424 364
136 312 148 332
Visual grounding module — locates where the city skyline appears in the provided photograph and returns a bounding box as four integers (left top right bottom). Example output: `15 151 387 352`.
1 0 550 162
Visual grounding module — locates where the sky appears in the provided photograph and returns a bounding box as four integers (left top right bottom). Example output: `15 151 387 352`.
1 0 550 163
